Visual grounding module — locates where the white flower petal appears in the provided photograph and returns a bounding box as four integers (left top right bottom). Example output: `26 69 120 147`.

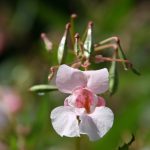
56 65 87 93
64 95 76 107
79 115 101 141
84 68 109 94
75 108 86 116
50 106 80 137
79 107 114 141
89 107 114 139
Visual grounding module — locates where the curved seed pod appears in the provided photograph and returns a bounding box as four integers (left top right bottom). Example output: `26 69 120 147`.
130 66 140 75
118 43 128 70
29 84 58 93
118 42 140 75
70 13 77 45
57 23 70 64
109 51 119 95
83 21 93 58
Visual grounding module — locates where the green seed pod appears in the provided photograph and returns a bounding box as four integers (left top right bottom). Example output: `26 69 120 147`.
118 42 140 75
83 21 93 58
109 53 119 95
57 23 70 64
74 33 81 57
29 84 57 93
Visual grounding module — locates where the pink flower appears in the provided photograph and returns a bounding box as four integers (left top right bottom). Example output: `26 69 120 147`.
0 88 22 114
50 65 114 141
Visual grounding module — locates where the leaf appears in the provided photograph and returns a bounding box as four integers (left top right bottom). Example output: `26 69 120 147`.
118 134 135 150
83 21 93 58
109 53 119 95
57 23 70 64
29 84 58 93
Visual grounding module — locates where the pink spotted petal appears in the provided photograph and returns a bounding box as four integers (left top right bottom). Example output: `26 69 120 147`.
50 106 80 137
84 68 109 94
56 65 87 93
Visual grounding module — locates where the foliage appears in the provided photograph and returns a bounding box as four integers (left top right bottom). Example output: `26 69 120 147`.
0 0 150 149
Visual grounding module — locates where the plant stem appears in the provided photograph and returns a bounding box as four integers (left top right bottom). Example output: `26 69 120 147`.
75 137 81 150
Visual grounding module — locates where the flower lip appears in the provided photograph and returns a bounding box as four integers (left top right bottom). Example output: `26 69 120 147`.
50 105 114 141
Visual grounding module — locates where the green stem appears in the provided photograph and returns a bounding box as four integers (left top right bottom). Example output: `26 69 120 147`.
75 137 81 150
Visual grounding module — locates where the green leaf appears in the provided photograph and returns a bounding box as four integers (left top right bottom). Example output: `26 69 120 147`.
57 23 70 64
83 21 93 58
109 53 119 95
29 84 58 93
118 134 135 150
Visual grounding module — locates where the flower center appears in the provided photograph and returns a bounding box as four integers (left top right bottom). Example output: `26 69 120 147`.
74 88 94 113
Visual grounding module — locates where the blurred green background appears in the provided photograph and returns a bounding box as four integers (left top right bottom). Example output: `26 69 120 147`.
0 0 150 149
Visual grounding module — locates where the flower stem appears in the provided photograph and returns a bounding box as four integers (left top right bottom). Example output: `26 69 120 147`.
75 137 81 150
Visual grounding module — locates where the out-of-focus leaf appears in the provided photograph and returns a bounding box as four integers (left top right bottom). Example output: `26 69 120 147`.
101 0 134 32
83 21 93 58
29 84 58 93
109 53 118 95
118 134 135 150
57 23 70 64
